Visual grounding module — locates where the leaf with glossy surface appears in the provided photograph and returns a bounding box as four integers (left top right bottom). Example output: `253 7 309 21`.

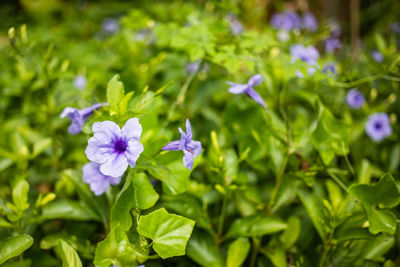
224 214 286 239
137 208 195 258
56 240 82 267
0 235 33 265
226 237 250 267
41 200 100 221
186 230 224 267
106 74 125 113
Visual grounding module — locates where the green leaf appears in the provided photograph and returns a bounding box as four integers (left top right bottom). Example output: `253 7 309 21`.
349 174 400 235
94 227 140 267
12 180 29 212
32 137 52 158
56 240 82 267
111 173 159 231
224 214 286 239
297 187 328 240
226 237 250 267
41 200 100 221
0 235 33 265
106 74 125 113
186 230 224 267
279 216 301 249
40 233 94 259
137 208 195 258
262 246 286 267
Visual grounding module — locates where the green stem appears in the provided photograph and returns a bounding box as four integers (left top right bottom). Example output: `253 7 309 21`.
319 244 329 267
327 170 349 193
249 237 260 267
217 192 228 240
267 153 289 213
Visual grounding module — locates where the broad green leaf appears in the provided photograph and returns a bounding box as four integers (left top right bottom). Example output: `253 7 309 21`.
131 173 159 210
262 246 286 267
0 235 33 265
119 91 134 116
137 208 195 258
111 173 159 231
336 228 377 243
56 240 82 267
94 227 141 267
224 214 286 239
107 74 125 113
32 137 52 158
279 216 301 249
12 180 29 212
41 200 100 221
40 233 94 259
186 230 224 267
349 174 400 234
359 235 395 262
226 237 250 267
297 188 327 240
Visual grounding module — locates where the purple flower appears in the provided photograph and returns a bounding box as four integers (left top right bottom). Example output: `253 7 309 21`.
325 38 342 53
186 61 201 74
302 12 318 32
322 63 336 74
390 22 400 33
290 44 319 65
74 75 86 90
346 89 364 109
162 119 202 170
329 20 341 37
83 162 121 195
227 15 244 35
102 18 120 34
227 74 266 107
371 51 383 62
85 118 144 177
270 11 302 31
61 103 106 134
365 113 392 142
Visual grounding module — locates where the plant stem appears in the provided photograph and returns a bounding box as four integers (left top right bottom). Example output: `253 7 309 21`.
327 170 349 193
267 152 289 214
217 192 228 240
249 237 260 267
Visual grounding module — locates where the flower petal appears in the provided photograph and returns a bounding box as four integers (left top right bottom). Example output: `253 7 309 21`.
228 83 248 94
188 140 202 157
92 121 121 143
85 137 114 163
185 119 192 141
245 88 267 107
162 140 182 151
248 74 263 87
68 121 84 135
100 152 128 177
183 150 194 170
121 118 142 141
124 140 144 168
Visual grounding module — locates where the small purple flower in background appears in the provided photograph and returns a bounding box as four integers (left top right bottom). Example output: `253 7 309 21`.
371 50 383 62
102 18 120 34
346 89 364 109
61 103 106 134
227 15 244 35
325 38 342 53
270 11 302 31
290 44 319 65
186 61 201 74
227 74 266 107
162 119 202 170
85 118 144 177
390 22 400 33
83 162 121 195
322 63 336 74
73 75 86 90
302 12 318 32
295 70 304 78
365 113 392 142
329 19 341 37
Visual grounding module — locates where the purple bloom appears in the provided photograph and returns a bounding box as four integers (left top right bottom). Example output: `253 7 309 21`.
227 15 244 35
365 113 392 142
322 63 336 74
102 18 120 34
61 103 106 134
371 51 383 62
74 75 86 90
83 162 121 195
346 89 364 109
325 38 342 53
290 44 319 65
227 74 266 107
162 119 202 170
390 22 400 33
85 118 144 177
329 20 341 37
270 11 302 31
186 61 201 74
302 12 318 32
